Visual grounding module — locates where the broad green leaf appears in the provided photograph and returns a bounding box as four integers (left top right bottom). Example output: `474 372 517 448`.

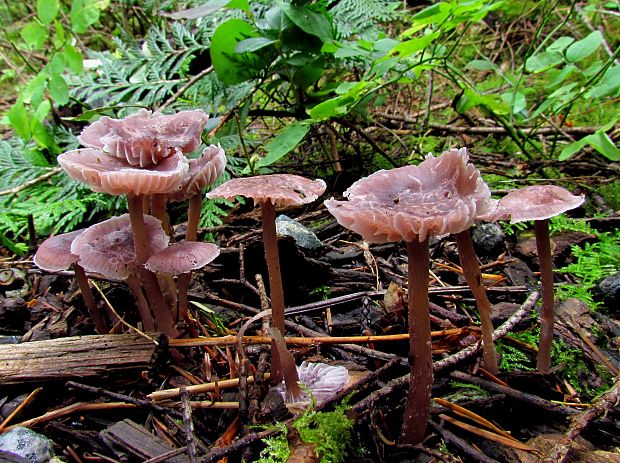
586 65 620 98
525 51 563 73
234 37 277 54
64 44 84 73
48 74 69 105
48 52 66 75
23 74 47 105
465 59 497 71
546 64 576 89
263 6 292 32
406 2 450 28
37 0 59 25
210 19 264 84
21 21 48 50
546 36 574 53
389 31 441 59
586 131 620 161
456 88 509 115
7 102 32 140
279 3 332 42
162 0 248 19
256 122 311 168
565 31 602 63
52 20 66 48
501 91 527 115
293 57 324 88
31 119 59 153
33 100 52 122
71 0 109 34
558 138 587 161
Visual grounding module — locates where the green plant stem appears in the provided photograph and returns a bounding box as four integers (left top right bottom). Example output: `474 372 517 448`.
535 219 555 372
127 194 178 337
401 238 433 445
455 229 499 374
261 200 284 385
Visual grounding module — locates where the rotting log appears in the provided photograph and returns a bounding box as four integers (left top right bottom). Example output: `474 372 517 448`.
0 333 166 385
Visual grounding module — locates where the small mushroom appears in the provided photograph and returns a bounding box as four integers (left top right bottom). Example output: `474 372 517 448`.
270 327 348 407
145 241 220 275
71 214 171 333
493 185 585 372
33 229 107 334
325 148 493 444
79 109 209 167
207 174 326 383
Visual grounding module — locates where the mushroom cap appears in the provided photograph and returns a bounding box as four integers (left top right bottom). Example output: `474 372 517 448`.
33 229 85 271
71 214 169 279
495 185 585 223
79 109 209 167
325 148 492 243
206 174 326 207
145 241 220 274
58 149 189 196
169 145 227 201
274 361 349 404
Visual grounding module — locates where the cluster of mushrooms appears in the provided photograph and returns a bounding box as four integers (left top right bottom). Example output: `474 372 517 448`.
34 110 584 444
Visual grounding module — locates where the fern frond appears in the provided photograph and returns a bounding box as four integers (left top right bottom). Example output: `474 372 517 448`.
327 0 402 38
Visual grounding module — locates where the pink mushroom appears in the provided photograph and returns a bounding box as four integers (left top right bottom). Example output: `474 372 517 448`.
79 109 209 167
207 174 326 383
492 185 585 372
146 241 220 275
325 148 493 444
71 214 170 332
33 229 107 334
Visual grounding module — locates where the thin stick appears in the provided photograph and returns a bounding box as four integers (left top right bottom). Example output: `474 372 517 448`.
170 329 465 347
148 374 270 402
0 387 42 432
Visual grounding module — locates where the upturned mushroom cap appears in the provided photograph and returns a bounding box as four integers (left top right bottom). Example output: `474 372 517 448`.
71 214 169 279
273 361 349 404
325 148 492 242
169 145 227 201
495 185 585 223
58 149 189 196
33 229 85 271
145 241 220 274
206 174 326 207
79 109 209 167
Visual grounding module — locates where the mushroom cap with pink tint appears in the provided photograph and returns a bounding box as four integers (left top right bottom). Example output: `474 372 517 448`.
58 149 189 196
325 148 492 243
145 241 220 274
206 174 326 207
169 145 227 201
274 361 349 404
494 185 585 223
79 109 209 167
71 214 169 279
33 229 85 271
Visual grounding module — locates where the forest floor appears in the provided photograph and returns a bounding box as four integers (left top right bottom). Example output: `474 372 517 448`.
0 151 619 463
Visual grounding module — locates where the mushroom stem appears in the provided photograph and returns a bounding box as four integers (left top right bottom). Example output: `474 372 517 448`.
401 238 433 445
150 194 173 237
127 194 178 337
73 263 107 334
260 200 285 384
177 194 203 322
535 219 555 373
126 274 155 332
455 229 499 374
270 327 304 403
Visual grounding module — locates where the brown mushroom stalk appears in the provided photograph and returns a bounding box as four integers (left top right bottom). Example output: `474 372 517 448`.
401 238 433 444
455 229 499 374
73 264 108 334
535 219 554 372
127 194 178 337
150 194 173 237
126 273 155 332
270 327 304 403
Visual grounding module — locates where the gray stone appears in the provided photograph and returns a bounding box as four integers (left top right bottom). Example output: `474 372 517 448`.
0 428 54 463
275 215 323 250
595 272 620 309
471 222 505 256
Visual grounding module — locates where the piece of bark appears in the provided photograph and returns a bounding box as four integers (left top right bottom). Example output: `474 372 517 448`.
101 419 189 463
0 334 166 385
